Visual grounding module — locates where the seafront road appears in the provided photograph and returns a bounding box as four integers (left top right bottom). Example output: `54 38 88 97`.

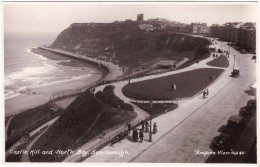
83 39 256 162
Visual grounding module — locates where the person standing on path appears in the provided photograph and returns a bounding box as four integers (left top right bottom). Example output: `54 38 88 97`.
133 129 138 142
145 121 150 132
206 89 209 96
139 130 144 143
203 91 206 99
141 120 145 130
153 122 157 134
125 122 131 134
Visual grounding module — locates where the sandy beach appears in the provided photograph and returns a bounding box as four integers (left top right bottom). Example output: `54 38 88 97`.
5 48 104 117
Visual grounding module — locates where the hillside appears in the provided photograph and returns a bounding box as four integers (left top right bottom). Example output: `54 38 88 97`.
30 87 136 162
51 21 211 69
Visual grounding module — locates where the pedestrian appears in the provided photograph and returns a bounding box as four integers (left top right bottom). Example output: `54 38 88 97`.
125 122 131 134
203 91 206 99
171 83 174 91
153 122 157 134
145 121 149 132
209 76 212 82
132 129 138 142
141 120 145 130
139 130 144 143
206 89 209 96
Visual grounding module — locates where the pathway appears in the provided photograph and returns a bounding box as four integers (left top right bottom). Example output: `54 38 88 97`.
6 116 59 159
5 116 14 141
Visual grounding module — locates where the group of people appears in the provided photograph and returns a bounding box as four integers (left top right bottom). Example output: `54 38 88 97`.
125 120 158 143
132 128 144 142
20 131 30 142
203 89 209 99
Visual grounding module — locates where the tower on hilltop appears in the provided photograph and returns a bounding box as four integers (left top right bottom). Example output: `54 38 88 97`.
137 14 144 23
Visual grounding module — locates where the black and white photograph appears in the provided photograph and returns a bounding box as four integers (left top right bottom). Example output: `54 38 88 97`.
2 1 258 164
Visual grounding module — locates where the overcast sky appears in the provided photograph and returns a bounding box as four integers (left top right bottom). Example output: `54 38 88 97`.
3 2 258 35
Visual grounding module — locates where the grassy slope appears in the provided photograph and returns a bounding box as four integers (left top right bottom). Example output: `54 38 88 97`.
207 55 229 68
122 68 224 100
6 104 55 150
29 88 136 162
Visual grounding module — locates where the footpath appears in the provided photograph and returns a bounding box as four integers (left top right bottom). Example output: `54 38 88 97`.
83 39 256 162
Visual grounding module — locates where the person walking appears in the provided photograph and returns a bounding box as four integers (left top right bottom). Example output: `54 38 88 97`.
153 122 157 134
133 129 138 142
206 89 209 96
125 122 131 134
139 130 144 143
145 121 149 132
141 120 145 130
203 91 206 99
171 83 174 91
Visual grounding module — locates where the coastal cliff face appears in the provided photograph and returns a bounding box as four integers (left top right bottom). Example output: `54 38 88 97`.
51 22 210 68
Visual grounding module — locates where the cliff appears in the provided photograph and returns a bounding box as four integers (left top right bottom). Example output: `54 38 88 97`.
51 21 211 68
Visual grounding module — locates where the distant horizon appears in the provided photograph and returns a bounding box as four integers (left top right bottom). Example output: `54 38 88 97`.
4 2 258 34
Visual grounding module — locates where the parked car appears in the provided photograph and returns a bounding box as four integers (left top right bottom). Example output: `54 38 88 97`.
240 106 252 117
240 99 256 117
231 69 240 77
223 115 245 135
213 133 232 151
247 99 256 110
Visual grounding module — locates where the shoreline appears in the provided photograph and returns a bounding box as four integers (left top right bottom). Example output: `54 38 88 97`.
34 47 110 79
5 47 109 118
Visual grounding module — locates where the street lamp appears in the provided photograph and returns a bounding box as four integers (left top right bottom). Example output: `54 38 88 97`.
149 117 152 142
128 68 131 84
233 55 236 71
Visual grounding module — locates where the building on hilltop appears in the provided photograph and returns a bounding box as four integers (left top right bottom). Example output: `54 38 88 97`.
190 22 208 34
137 14 144 22
139 24 154 32
147 18 169 30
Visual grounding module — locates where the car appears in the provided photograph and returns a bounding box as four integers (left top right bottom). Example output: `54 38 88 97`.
223 115 245 135
213 133 232 150
240 100 256 117
247 99 256 110
240 107 252 117
231 69 240 77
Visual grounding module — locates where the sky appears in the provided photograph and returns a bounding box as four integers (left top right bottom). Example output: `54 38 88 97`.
3 2 258 35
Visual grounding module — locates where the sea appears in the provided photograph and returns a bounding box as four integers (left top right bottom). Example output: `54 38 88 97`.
4 32 102 116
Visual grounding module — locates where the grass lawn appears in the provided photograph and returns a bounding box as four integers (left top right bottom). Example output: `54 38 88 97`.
133 102 178 116
206 55 229 68
122 68 224 100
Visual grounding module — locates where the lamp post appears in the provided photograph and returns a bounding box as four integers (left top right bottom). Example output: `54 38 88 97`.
149 117 152 142
128 68 131 84
233 55 236 71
